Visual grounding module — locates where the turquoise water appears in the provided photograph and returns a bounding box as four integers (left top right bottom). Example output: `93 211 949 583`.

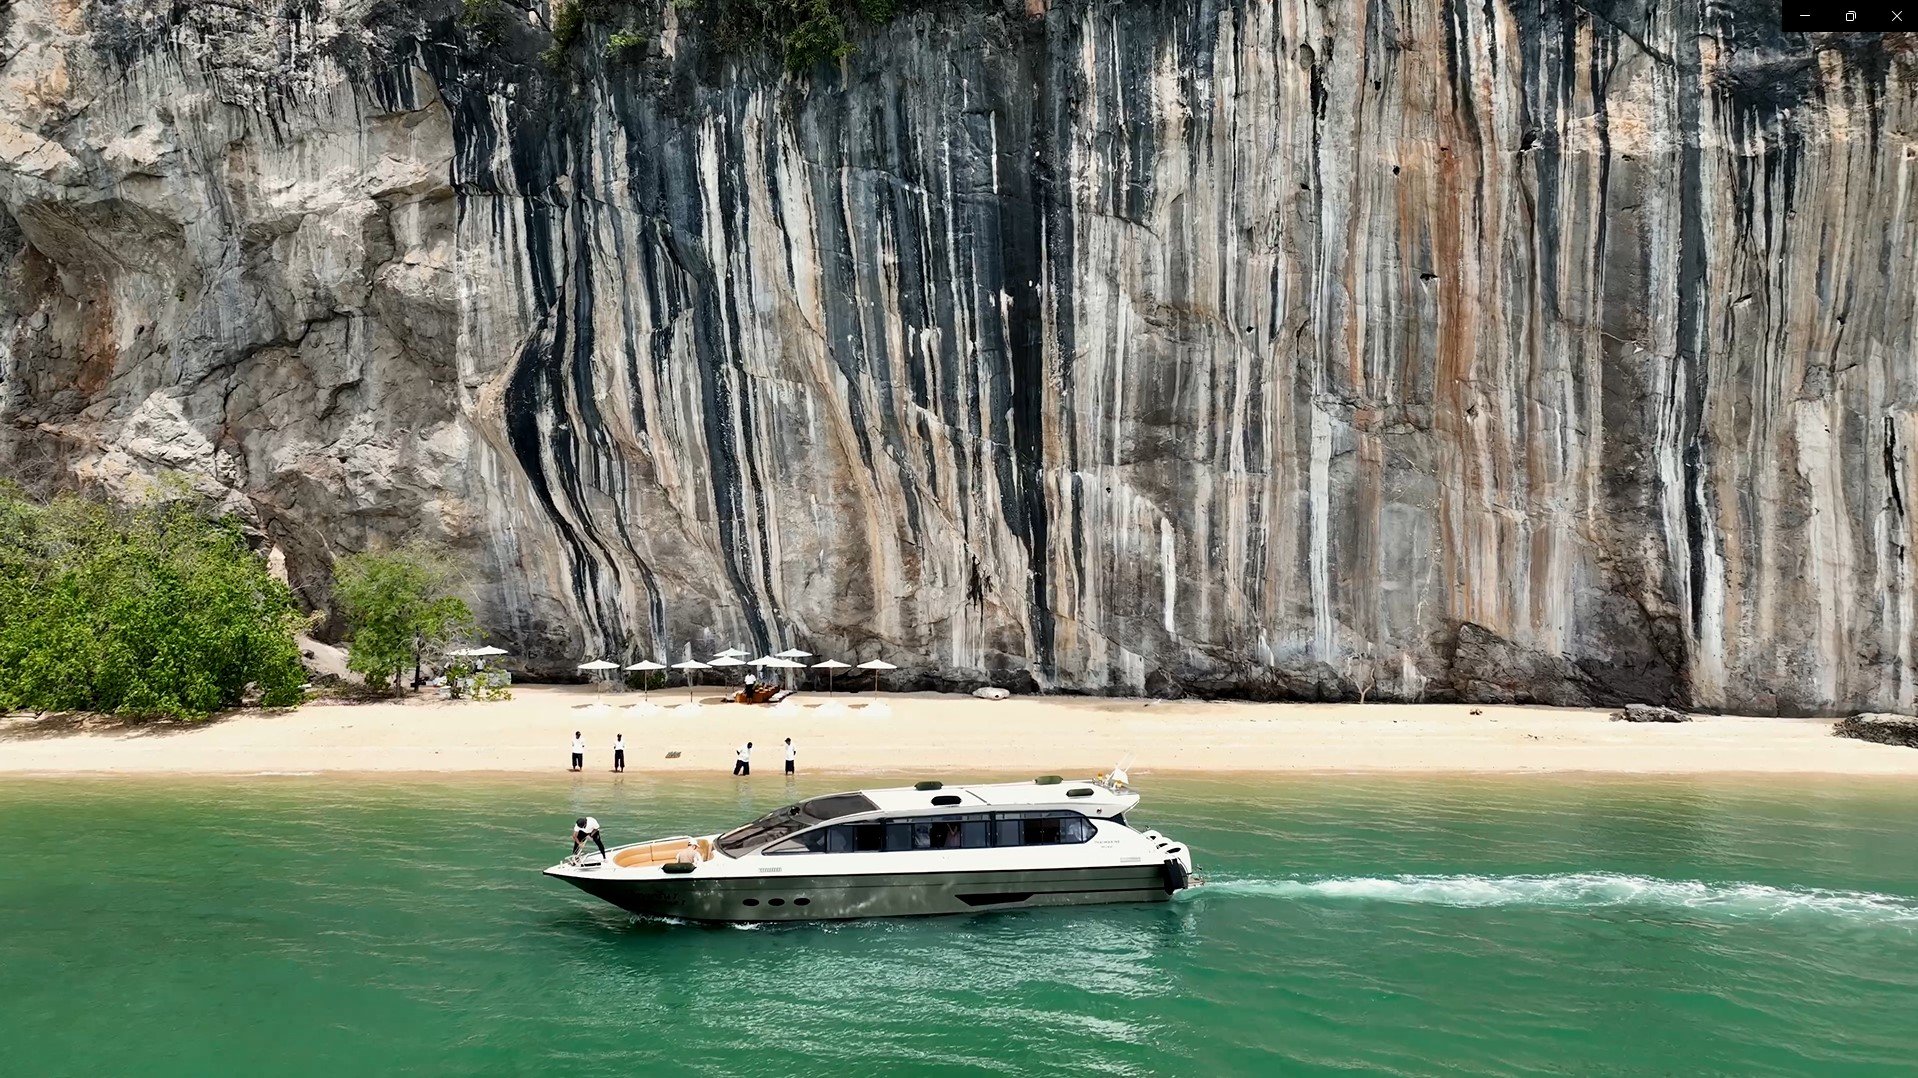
2 775 1915 1075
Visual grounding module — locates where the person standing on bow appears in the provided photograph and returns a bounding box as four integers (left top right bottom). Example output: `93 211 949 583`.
571 816 606 860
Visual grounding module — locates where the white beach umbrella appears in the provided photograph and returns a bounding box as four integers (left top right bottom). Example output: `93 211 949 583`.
578 658 619 700
451 644 509 670
857 658 898 697
775 648 813 659
708 655 749 697
670 659 712 702
745 655 781 695
762 655 808 690
714 647 749 659
811 657 850 695
624 659 666 698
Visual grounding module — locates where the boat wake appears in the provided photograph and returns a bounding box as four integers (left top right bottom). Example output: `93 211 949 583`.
1192 873 1918 923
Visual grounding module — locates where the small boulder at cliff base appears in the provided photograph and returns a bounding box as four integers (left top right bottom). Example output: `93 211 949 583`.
1833 714 1918 749
1611 704 1691 723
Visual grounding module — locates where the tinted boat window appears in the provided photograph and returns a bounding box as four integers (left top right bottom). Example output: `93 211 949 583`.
993 815 1022 847
716 792 878 855
765 829 828 854
1024 815 1064 845
991 811 1095 847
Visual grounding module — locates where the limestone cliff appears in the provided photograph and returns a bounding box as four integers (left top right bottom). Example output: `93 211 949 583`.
0 0 1913 714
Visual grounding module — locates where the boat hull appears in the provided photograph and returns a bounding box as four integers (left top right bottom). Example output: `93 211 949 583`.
547 863 1179 923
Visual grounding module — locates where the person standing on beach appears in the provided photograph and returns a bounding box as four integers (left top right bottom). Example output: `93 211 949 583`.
784 737 796 776
733 741 752 776
570 731 585 772
613 733 626 773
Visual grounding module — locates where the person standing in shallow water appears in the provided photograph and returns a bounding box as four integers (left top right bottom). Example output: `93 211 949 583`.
784 737 796 776
570 731 585 772
612 733 626 773
733 741 752 776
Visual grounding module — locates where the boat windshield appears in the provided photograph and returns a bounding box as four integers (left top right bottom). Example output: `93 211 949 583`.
715 793 877 855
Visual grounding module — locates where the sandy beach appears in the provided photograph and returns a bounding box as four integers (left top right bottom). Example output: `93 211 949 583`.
1 685 1913 778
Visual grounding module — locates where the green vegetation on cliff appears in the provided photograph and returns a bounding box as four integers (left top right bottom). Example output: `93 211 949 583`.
532 0 907 72
0 486 308 719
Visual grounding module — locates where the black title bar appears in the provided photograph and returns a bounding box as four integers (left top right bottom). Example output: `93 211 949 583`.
1780 3 1912 30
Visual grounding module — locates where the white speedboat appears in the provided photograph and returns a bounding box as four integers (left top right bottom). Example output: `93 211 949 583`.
543 775 1198 922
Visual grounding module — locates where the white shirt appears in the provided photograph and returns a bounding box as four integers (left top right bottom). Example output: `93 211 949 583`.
614 737 624 750
579 817 600 834
572 737 586 753
785 742 796 761
737 744 751 762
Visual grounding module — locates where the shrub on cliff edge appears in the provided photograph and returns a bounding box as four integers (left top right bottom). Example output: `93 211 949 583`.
0 486 308 719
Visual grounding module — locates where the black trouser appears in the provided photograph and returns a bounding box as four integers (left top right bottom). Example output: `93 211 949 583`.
614 749 625 771
571 753 583 769
733 760 749 775
784 760 794 774
575 830 606 857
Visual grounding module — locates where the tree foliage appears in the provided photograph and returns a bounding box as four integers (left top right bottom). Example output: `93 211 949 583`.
457 0 512 44
0 486 309 719
538 0 911 73
333 544 476 695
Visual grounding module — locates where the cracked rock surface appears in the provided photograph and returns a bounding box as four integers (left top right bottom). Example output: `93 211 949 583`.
0 0 1913 714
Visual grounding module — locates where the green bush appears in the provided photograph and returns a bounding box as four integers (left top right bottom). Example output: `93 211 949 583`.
552 0 587 46
334 543 476 696
458 0 511 43
0 486 309 720
545 0 915 74
607 25 648 58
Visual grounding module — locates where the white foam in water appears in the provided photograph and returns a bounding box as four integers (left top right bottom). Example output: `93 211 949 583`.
1197 873 1918 923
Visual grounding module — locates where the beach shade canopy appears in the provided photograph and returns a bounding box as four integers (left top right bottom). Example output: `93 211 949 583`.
452 645 509 657
748 655 781 667
670 659 712 702
624 659 666 698
709 655 748 691
776 648 813 659
714 647 749 658
578 659 620 672
811 657 851 695
857 658 898 696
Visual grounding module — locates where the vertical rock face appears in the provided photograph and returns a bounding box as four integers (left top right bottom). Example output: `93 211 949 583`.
0 0 1912 713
